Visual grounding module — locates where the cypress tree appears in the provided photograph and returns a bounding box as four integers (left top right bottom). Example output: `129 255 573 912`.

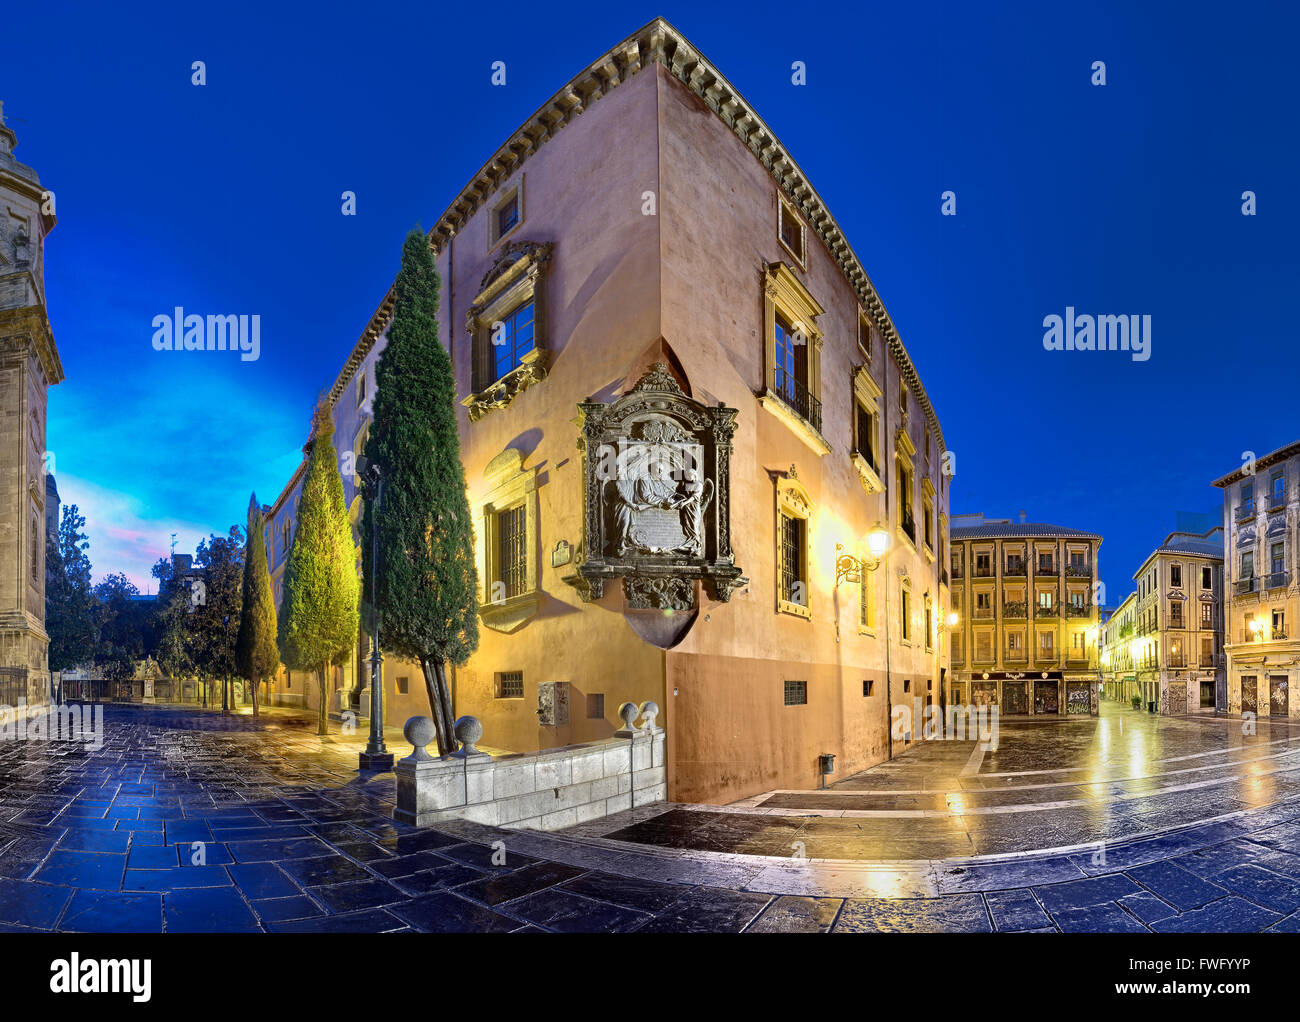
279 402 360 735
236 493 280 717
362 227 478 754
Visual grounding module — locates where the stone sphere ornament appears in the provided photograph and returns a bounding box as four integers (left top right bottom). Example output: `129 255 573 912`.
618 701 639 729
404 716 436 761
639 701 660 730
454 715 484 755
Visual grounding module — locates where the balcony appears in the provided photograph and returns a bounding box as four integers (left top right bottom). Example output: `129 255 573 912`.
1235 499 1255 520
1265 570 1290 591
1274 628 1290 641
1066 604 1092 619
1235 576 1258 595
1003 561 1027 578
1167 656 1187 669
1035 648 1058 663
1065 563 1093 578
951 567 964 581
1035 562 1058 577
900 510 916 544
973 607 994 620
973 565 994 579
1003 601 1028 619
1036 605 1058 619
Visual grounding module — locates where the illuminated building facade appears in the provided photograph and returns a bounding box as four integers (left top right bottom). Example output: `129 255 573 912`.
1214 442 1300 719
1128 529 1225 714
949 514 1101 715
1099 590 1138 704
257 18 952 804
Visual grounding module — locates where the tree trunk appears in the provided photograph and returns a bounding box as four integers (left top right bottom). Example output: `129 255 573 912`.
421 657 456 755
250 677 260 717
317 661 329 736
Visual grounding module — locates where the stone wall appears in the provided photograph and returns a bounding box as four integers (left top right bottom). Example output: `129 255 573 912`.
396 707 665 831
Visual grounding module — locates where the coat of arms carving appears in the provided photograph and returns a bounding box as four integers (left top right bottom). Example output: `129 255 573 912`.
564 363 746 614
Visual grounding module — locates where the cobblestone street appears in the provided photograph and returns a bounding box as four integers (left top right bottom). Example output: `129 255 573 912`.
1 702 1299 932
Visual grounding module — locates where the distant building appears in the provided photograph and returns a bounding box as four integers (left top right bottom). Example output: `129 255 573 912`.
949 513 1102 715
1100 591 1138 704
1129 528 1225 714
1213 441 1299 719
45 472 59 539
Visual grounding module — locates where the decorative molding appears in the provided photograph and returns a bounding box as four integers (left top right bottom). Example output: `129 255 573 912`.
565 362 746 621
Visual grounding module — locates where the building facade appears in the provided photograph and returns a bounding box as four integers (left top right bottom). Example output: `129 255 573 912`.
1214 442 1300 719
0 107 63 710
257 18 952 804
949 514 1101 715
1099 590 1138 704
1128 529 1225 714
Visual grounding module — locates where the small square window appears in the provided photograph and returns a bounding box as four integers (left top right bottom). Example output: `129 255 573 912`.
857 313 872 359
863 680 874 697
784 680 808 705
495 671 524 699
489 181 524 249
497 195 519 237
903 679 911 693
587 693 604 719
396 676 408 695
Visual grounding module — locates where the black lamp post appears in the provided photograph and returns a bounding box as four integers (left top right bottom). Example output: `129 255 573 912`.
356 456 394 772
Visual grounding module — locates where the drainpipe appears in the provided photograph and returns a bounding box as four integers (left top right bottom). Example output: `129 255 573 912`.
883 358 893 761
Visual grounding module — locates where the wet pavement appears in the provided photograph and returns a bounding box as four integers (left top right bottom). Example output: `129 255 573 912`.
1 702 1298 932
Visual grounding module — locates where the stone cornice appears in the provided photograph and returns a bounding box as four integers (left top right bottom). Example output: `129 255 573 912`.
422 16 947 453
320 16 948 470
0 302 64 384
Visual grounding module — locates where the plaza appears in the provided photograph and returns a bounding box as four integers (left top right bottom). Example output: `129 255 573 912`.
1 700 1299 932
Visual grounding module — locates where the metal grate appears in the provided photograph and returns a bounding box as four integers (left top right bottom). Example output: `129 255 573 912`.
780 513 804 605
497 671 524 699
784 680 807 706
498 504 527 599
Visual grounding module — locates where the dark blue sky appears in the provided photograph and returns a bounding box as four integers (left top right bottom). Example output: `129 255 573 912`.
3 1 1295 602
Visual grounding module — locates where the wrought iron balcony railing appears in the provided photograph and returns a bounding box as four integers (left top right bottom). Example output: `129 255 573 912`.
772 367 822 434
1235 499 1255 520
1265 571 1290 591
1066 564 1093 577
1235 576 1258 595
1066 604 1092 619
1003 562 1027 577
1035 562 1058 576
1036 605 1057 618
1003 601 1028 619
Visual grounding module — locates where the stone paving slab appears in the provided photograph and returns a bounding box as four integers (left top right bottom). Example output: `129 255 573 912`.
2 704 1300 932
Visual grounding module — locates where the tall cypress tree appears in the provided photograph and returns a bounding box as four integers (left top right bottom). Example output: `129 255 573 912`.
362 227 478 754
236 493 279 717
279 403 360 735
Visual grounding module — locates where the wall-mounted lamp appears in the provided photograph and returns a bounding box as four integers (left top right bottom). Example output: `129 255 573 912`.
947 611 959 628
835 521 891 586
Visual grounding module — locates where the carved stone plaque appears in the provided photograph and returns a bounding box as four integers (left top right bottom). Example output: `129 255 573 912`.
564 363 746 618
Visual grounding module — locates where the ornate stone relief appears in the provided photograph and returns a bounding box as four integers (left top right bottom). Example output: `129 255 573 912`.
564 363 746 620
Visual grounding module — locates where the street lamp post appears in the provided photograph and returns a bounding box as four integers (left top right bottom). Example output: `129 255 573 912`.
357 456 394 773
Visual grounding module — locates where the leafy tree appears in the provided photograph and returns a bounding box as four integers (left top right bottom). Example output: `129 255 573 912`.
362 227 478 754
235 494 279 717
191 528 245 712
278 402 360 735
45 504 98 673
94 572 145 685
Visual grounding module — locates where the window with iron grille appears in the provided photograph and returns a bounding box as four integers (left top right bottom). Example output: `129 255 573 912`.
854 401 876 470
497 504 527 599
774 310 813 425
496 671 524 699
783 680 807 705
780 512 805 606
862 679 874 697
587 693 604 719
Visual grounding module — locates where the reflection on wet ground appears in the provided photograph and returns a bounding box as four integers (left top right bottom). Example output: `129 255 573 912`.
592 704 1300 860
3 701 1300 932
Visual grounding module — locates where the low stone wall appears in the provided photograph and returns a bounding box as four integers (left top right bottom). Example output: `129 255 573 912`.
396 702 665 831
